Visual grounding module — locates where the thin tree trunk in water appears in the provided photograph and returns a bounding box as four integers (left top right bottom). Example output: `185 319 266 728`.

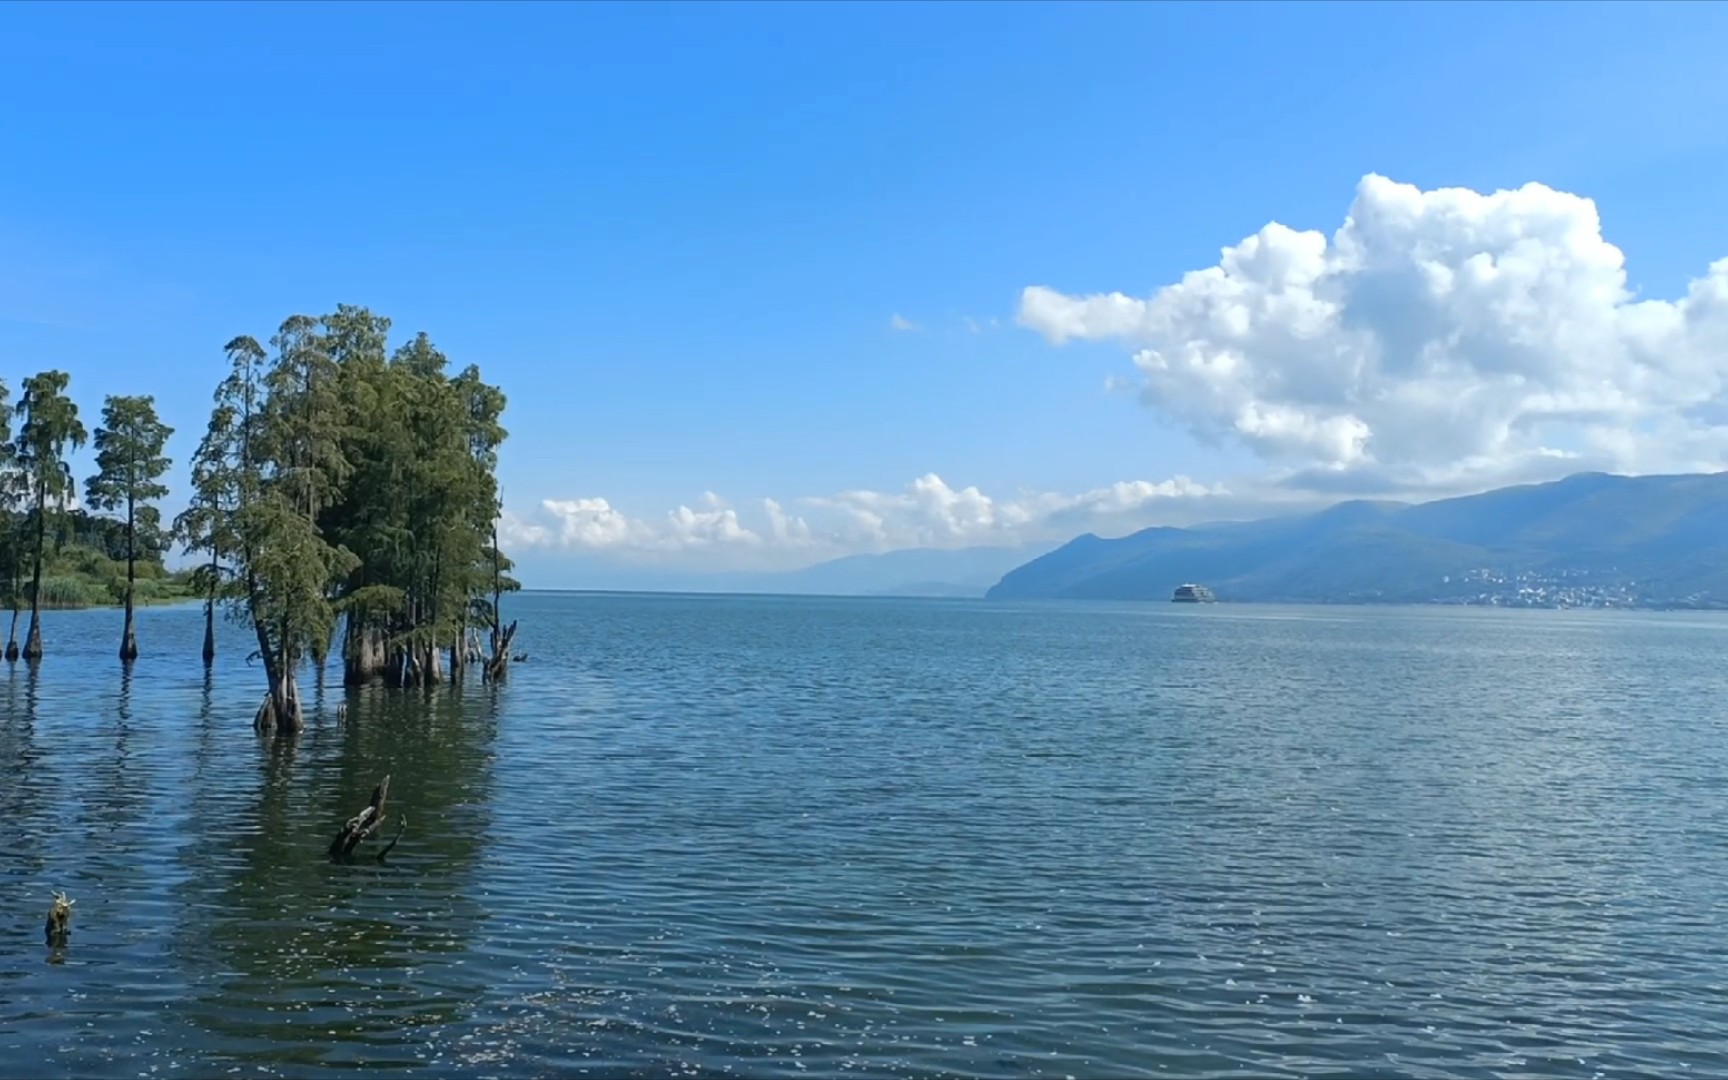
119 494 138 661
386 644 415 689
341 610 359 685
22 482 46 662
4 549 17 662
201 550 217 664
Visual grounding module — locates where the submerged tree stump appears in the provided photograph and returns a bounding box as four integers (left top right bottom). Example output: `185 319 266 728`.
329 775 403 860
45 891 74 946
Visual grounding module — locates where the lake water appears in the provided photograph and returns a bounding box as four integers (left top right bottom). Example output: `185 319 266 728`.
3 592 1728 1078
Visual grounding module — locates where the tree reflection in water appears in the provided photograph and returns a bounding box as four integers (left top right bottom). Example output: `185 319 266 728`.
170 678 501 1071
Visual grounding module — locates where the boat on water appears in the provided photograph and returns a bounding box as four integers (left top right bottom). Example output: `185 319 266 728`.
1171 583 1216 603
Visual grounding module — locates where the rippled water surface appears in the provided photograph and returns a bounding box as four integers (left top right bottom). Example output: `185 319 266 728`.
4 592 1728 1078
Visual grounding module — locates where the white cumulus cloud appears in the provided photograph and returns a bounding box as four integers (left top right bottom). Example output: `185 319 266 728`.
1019 173 1728 493
500 472 1230 568
888 313 921 332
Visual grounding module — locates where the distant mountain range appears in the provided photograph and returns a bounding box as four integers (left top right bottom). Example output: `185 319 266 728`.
986 471 1728 609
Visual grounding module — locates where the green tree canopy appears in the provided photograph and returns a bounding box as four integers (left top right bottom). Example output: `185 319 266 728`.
14 370 86 660
86 394 174 659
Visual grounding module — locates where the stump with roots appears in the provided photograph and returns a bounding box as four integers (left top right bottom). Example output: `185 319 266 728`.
253 678 304 735
330 775 405 861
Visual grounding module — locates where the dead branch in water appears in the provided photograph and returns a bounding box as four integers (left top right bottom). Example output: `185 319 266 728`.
483 619 518 683
377 814 407 862
329 775 392 859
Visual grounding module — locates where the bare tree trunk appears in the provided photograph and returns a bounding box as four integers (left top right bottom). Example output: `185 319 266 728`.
449 636 465 683
202 548 218 664
484 525 509 683
387 645 416 688
5 603 18 662
484 619 517 683
119 601 137 661
22 486 45 662
119 495 138 661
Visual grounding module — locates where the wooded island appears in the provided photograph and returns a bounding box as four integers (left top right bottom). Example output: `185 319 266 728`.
5 305 519 734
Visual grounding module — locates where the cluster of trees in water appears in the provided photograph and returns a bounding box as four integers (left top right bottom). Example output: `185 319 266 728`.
7 305 519 734
0 374 174 664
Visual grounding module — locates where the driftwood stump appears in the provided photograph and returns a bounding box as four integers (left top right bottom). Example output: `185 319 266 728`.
45 891 74 946
484 620 518 683
329 775 404 860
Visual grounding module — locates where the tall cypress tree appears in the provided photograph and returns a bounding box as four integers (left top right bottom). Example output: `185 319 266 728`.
13 371 86 661
85 395 174 660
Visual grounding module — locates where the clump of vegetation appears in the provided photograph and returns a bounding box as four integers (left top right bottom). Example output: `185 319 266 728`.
0 305 519 734
0 368 185 660
0 504 192 631
180 307 519 733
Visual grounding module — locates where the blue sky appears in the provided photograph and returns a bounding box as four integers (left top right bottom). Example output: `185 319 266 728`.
5 1 1728 587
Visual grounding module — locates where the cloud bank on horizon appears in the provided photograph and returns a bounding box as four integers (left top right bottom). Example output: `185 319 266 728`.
502 473 1232 568
509 173 1728 566
1021 173 1728 496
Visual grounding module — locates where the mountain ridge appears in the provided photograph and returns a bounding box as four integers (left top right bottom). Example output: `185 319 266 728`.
986 471 1728 608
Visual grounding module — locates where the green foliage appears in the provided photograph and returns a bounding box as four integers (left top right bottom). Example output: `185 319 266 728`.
85 394 174 618
176 336 267 618
14 370 88 633
35 575 113 609
86 395 174 517
204 307 512 690
15 371 86 509
0 506 185 610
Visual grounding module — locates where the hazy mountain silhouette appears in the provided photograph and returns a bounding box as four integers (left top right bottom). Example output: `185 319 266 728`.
986 472 1728 607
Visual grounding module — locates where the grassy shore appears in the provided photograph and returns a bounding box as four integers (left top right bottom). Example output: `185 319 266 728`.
12 549 198 611
29 574 199 610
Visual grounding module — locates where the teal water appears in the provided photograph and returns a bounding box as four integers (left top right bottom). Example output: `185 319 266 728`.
3 591 1728 1078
